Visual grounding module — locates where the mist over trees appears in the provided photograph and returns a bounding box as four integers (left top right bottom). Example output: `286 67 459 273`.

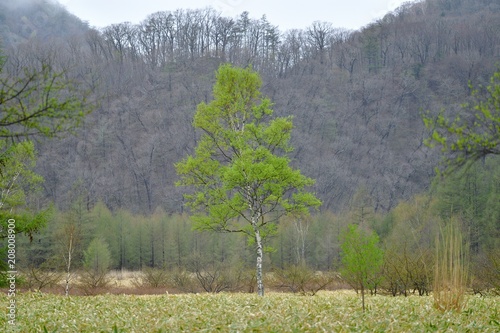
0 0 499 294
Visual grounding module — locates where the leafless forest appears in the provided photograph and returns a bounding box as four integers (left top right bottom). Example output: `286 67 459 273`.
1 0 497 213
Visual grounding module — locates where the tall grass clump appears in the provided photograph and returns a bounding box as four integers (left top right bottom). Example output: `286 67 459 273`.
433 218 469 311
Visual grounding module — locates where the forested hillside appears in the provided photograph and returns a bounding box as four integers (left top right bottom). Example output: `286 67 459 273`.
2 0 499 214
0 0 87 45
1 0 499 295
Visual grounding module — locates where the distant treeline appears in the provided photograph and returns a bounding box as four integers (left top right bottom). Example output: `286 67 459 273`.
16 155 500 294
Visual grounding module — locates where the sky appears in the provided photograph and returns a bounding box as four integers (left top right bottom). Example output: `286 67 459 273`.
57 0 411 32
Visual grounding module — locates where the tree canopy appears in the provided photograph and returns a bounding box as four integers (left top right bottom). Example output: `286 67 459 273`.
423 69 500 174
340 224 384 311
0 46 93 264
0 139 53 247
176 64 321 295
0 55 92 141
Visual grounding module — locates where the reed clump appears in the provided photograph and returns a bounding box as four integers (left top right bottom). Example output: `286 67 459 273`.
433 218 469 312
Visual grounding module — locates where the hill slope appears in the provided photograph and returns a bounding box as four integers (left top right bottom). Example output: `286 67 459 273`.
0 0 87 45
2 0 500 213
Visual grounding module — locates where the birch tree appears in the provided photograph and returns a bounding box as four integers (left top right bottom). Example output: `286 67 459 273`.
176 64 321 296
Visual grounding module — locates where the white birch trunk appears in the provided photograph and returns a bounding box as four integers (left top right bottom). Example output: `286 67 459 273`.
65 234 73 297
247 183 265 296
254 226 264 296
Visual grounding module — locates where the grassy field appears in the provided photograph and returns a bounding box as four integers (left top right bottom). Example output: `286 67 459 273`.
1 291 499 332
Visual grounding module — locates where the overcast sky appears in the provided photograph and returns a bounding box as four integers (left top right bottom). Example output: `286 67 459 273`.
57 0 411 31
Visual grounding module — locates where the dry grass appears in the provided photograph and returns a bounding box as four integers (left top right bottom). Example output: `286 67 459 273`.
433 219 469 312
107 270 142 288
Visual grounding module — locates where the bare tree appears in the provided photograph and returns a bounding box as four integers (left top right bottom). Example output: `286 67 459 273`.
306 21 333 64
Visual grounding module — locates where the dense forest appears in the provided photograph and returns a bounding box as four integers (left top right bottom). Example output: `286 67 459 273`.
1 0 499 213
0 0 499 294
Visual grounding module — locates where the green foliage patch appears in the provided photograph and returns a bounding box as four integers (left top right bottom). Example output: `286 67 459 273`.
1 291 498 332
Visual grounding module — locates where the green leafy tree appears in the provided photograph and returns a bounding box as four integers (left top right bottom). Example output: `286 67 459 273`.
81 237 112 291
423 69 500 174
0 140 42 209
0 46 93 283
432 161 497 254
0 49 92 141
340 224 384 311
0 140 51 285
176 64 321 296
0 140 50 237
84 237 112 274
0 45 92 235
